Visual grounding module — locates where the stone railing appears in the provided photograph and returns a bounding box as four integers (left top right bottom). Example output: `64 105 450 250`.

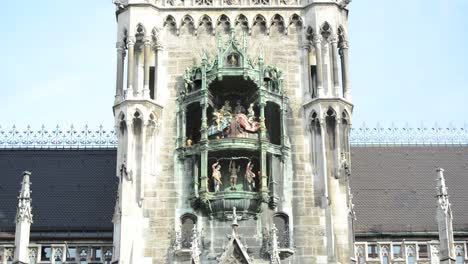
1 124 468 149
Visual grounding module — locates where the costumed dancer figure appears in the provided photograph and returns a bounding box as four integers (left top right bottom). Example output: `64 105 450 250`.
212 161 222 192
245 161 256 191
229 160 241 190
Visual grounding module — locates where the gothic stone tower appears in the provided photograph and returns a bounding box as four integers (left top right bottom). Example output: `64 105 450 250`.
111 0 354 263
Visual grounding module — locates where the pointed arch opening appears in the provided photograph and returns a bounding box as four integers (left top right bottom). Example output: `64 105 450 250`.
273 213 290 248
180 213 197 249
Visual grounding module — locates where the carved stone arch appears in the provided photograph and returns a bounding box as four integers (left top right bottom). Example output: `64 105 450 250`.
180 14 196 35
325 106 337 118
133 109 145 120
305 25 314 41
287 13 302 35
320 21 333 39
235 14 250 34
164 15 178 35
180 213 197 249
252 14 268 35
117 112 127 133
217 14 231 33
198 14 214 35
337 25 347 42
151 27 161 46
270 14 285 34
135 23 147 42
272 212 290 248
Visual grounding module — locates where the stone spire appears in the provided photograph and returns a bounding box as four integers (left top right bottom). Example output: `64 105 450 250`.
14 171 33 264
436 168 456 264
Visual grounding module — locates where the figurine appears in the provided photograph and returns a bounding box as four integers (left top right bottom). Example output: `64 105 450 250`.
247 103 255 123
221 100 232 115
229 160 241 190
234 100 246 114
245 161 256 191
212 109 222 130
186 137 193 147
212 161 222 192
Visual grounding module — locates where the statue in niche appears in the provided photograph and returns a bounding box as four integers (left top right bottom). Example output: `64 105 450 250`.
245 161 256 191
227 53 239 67
234 100 246 114
212 108 223 131
234 103 261 134
208 101 261 139
340 152 351 178
229 160 241 190
247 103 255 123
222 100 232 114
212 161 222 192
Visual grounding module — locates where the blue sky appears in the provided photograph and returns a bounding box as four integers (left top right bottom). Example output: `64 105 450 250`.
1 1 467 130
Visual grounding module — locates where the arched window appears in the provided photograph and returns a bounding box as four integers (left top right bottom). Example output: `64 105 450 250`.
104 249 113 264
406 246 415 264
181 214 197 248
356 246 365 264
381 246 389 264
456 245 465 264
367 244 378 259
79 248 88 264
273 213 290 248
29 248 38 264
54 248 63 264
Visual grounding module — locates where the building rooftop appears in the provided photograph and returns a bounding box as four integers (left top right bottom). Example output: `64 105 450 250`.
0 145 467 235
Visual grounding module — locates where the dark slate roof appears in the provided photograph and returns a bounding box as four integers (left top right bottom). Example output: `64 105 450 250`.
350 146 468 233
1 146 467 234
0 149 118 232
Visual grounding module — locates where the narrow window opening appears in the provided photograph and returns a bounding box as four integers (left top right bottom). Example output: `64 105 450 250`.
367 244 378 259
149 66 155 99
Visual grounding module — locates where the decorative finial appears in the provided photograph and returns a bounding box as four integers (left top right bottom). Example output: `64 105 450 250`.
436 168 448 196
231 207 239 236
16 171 33 223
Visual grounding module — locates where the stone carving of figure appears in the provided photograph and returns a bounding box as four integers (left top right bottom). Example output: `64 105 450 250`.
340 152 351 179
229 160 241 190
212 108 222 130
222 100 232 115
247 103 255 123
212 161 222 192
235 100 246 114
228 54 238 66
245 161 256 191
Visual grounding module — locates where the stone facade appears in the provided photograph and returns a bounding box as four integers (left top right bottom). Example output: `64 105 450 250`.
111 0 354 263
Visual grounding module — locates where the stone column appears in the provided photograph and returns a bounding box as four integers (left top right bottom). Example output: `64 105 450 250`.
126 37 136 98
153 45 162 100
115 41 126 103
259 102 266 140
14 171 33 264
143 38 151 98
201 103 208 141
330 34 340 97
339 40 351 101
313 35 324 98
301 42 311 99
